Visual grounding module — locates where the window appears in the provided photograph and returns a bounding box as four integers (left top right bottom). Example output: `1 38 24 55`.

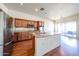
55 21 76 37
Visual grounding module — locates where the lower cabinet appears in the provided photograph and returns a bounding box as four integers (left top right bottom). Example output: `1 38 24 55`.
13 32 18 42
13 32 33 42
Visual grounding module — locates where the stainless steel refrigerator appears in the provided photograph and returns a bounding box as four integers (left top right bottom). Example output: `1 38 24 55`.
0 10 13 56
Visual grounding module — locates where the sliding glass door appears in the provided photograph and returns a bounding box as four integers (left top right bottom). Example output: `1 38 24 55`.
56 21 76 38
64 21 76 37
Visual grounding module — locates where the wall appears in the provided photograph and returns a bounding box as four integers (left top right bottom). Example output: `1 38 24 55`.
56 14 79 23
0 11 4 56
76 14 79 39
44 20 54 34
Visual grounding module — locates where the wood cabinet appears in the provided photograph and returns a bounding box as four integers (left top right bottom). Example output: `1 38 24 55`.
21 32 32 40
21 20 27 27
15 19 22 27
34 21 37 27
18 32 22 41
13 32 18 42
13 32 33 42
12 17 44 31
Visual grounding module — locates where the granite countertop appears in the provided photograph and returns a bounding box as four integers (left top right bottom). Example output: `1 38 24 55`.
11 28 35 32
32 32 54 38
33 32 60 38
35 34 53 38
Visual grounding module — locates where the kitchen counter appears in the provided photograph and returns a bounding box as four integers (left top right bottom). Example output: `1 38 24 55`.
11 28 35 32
35 34 53 38
34 33 60 38
34 33 61 56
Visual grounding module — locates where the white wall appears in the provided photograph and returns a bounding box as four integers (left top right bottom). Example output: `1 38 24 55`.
0 11 4 56
44 20 54 34
76 14 79 39
56 14 78 23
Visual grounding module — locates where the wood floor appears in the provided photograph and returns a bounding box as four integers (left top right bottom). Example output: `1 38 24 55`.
44 36 79 56
11 40 34 56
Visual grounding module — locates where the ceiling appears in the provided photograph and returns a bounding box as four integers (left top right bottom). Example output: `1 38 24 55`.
4 3 79 20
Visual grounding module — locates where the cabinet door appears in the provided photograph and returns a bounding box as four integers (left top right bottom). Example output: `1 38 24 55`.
15 19 22 27
34 21 37 27
21 20 27 27
18 32 22 41
21 32 27 40
13 33 18 42
21 32 31 40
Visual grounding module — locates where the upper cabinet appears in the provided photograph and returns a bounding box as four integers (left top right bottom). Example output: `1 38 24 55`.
11 17 44 31
15 19 22 27
21 20 27 27
34 21 37 28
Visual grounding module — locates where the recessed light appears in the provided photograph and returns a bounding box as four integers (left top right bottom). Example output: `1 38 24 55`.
35 8 38 12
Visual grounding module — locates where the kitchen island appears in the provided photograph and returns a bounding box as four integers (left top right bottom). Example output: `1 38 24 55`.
34 33 61 56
